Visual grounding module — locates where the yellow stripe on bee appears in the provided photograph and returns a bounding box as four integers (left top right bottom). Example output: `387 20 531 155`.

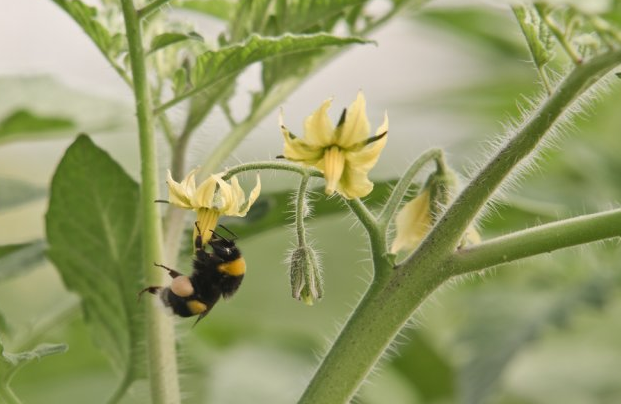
218 257 246 276
187 300 208 315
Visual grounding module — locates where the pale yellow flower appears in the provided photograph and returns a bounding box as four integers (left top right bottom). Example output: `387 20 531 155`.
391 189 482 254
166 168 261 245
390 189 432 254
280 91 388 199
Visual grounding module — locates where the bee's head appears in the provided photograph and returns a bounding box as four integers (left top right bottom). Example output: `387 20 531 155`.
209 226 240 262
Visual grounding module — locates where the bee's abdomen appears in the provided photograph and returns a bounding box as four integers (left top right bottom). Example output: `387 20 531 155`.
161 288 207 317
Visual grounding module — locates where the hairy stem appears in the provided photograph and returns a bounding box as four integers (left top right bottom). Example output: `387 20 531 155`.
295 175 311 246
378 148 444 229
120 1 180 403
445 208 621 276
298 49 621 404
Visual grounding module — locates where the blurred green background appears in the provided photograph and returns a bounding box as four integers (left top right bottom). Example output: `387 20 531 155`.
1 2 621 404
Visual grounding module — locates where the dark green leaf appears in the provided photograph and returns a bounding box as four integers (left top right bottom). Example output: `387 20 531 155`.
390 329 456 402
0 311 9 335
148 31 204 54
0 240 46 282
0 178 46 212
0 109 74 138
188 33 370 94
46 135 145 395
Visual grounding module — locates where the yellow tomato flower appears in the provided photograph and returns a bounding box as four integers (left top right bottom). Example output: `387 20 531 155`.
390 189 432 254
280 91 388 199
166 168 261 245
391 189 482 254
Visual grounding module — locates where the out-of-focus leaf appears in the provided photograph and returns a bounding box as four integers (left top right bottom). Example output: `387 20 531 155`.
0 311 9 335
513 5 554 69
187 33 370 96
46 134 145 400
0 178 46 212
0 240 46 282
457 271 617 404
148 31 204 55
0 337 67 403
390 328 455 402
0 110 74 139
51 0 125 60
0 76 132 144
175 0 237 21
416 7 526 58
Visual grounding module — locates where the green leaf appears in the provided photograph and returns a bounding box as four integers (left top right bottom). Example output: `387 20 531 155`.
0 337 67 404
45 135 145 397
148 31 204 55
0 109 74 139
51 0 125 60
417 7 526 58
0 178 46 212
513 5 554 69
0 76 132 144
175 0 236 21
0 241 46 282
187 33 370 98
457 271 617 404
389 329 455 402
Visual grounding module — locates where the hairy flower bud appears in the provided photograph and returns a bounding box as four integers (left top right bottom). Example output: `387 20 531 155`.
289 246 323 306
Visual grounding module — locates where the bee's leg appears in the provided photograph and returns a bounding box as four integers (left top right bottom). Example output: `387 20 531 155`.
154 262 182 278
194 221 203 252
138 286 161 301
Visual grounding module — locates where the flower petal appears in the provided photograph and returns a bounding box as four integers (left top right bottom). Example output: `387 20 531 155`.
215 178 234 213
194 208 220 246
167 169 196 209
280 111 324 164
191 173 220 209
303 98 334 147
336 164 374 199
239 174 261 215
336 91 370 149
390 190 432 254
323 146 346 196
345 112 388 173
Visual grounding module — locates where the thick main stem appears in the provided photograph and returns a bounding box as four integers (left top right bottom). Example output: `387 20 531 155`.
298 50 621 404
120 1 180 403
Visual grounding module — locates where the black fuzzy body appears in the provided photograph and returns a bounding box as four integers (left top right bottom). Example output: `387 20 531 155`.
141 231 245 325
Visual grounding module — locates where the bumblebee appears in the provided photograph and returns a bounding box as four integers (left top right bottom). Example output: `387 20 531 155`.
139 224 245 326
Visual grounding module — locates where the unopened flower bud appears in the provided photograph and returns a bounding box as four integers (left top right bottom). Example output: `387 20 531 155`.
289 246 323 306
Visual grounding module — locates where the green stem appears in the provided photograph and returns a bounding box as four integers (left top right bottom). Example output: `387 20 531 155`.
445 208 621 276
0 384 21 404
298 49 621 404
409 48 621 268
222 161 323 180
535 5 583 65
378 148 443 229
197 77 304 178
120 1 180 404
295 175 310 246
